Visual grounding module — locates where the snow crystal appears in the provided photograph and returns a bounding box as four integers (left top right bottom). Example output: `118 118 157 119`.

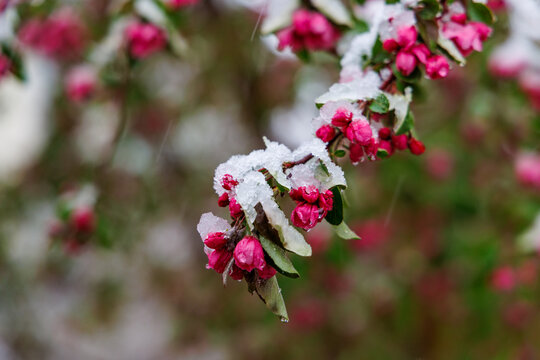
235 171 274 225
316 70 382 104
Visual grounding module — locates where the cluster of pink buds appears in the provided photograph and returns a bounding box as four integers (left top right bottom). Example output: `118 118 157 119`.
376 127 425 157
124 21 167 59
290 186 333 231
442 12 492 57
277 9 340 53
0 53 10 81
383 26 449 79
217 174 244 219
166 0 199 10
65 65 97 102
18 9 86 60
204 232 276 280
48 206 96 255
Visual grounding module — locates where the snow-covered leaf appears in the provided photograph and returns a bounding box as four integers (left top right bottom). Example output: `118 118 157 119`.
311 0 353 26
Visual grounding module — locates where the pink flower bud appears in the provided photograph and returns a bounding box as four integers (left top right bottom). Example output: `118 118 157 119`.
291 203 320 230
207 249 232 274
290 186 320 204
221 174 238 190
411 44 430 64
125 22 167 59
397 26 417 50
71 207 95 233
392 134 408 150
318 190 334 212
349 142 364 164
204 232 227 249
490 266 516 292
382 38 399 53
378 127 392 140
378 140 393 157
229 264 244 280
331 107 353 128
229 198 243 219
292 9 312 36
345 119 372 145
515 152 540 189
396 50 417 76
450 13 467 25
409 138 426 155
257 264 277 279
316 124 336 142
217 192 229 207
233 236 266 272
425 55 449 79
65 65 96 102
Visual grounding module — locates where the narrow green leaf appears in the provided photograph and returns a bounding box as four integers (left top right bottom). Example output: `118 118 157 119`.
255 276 289 322
334 149 346 158
325 187 343 226
259 236 300 278
369 93 390 114
333 221 361 240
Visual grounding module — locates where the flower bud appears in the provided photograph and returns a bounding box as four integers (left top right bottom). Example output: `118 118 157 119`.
229 198 243 219
409 138 426 155
217 192 229 207
208 249 233 274
411 44 430 64
378 127 392 140
392 134 408 150
425 55 449 79
291 203 320 230
125 22 167 59
204 232 227 249
397 26 417 50
378 140 393 158
331 108 353 128
349 142 364 164
290 186 320 204
318 190 334 212
316 124 336 142
345 119 372 145
257 264 277 279
71 207 95 233
221 174 239 190
229 264 244 280
382 38 399 53
233 236 266 272
396 50 417 76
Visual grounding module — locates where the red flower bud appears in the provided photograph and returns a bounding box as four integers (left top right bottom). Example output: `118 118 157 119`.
207 249 233 274
396 50 417 76
316 124 336 142
425 55 449 79
221 174 239 190
318 190 334 212
229 198 243 219
331 107 353 128
378 127 392 140
71 207 95 233
392 134 408 150
291 203 320 230
409 138 426 155
217 192 229 207
345 119 373 145
233 236 266 272
397 25 418 50
204 232 227 249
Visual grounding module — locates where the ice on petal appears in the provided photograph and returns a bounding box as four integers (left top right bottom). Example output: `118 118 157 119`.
197 213 231 241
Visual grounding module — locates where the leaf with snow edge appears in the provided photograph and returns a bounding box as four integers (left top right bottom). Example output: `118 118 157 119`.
261 0 300 35
333 221 361 240
369 93 390 114
437 29 466 66
377 147 390 158
325 187 343 226
316 70 382 104
255 276 288 322
395 109 415 135
518 213 540 254
311 0 353 26
385 88 412 134
259 236 299 278
467 1 495 25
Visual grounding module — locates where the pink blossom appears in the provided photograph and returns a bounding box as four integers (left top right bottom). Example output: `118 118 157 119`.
221 174 239 190
345 119 372 145
442 20 492 57
316 124 335 142
228 197 243 219
291 203 320 230
396 50 417 76
233 236 266 272
331 107 353 128
515 152 540 189
204 232 227 249
166 0 199 9
217 192 229 207
411 44 430 64
396 25 417 50
207 248 233 274
277 10 340 53
65 65 97 102
125 22 167 59
425 55 449 79
490 266 516 292
290 186 320 204
318 190 334 212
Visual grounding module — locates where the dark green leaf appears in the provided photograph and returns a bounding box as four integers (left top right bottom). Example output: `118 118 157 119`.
417 0 441 20
259 236 299 278
467 1 495 24
319 160 330 177
255 276 289 322
369 93 390 114
325 187 343 226
377 147 390 158
334 149 346 158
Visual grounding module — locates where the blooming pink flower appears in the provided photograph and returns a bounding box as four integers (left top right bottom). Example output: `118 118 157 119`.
291 203 320 230
204 232 228 249
425 55 449 79
125 22 167 59
515 152 540 189
331 107 353 128
233 236 266 272
208 248 233 274
345 119 372 145
71 207 95 233
166 0 199 9
277 10 340 53
490 266 516 292
65 65 97 102
442 19 492 57
318 190 334 212
290 186 320 204
221 174 239 190
316 124 336 142
409 138 426 155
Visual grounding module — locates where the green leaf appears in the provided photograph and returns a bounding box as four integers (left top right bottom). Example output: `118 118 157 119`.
467 1 495 24
255 276 289 322
319 160 330 177
325 187 343 226
417 0 441 20
259 236 300 278
394 110 415 135
369 93 390 114
377 148 390 158
1 44 26 82
334 149 346 158
333 221 361 240
370 37 391 65
437 30 466 65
